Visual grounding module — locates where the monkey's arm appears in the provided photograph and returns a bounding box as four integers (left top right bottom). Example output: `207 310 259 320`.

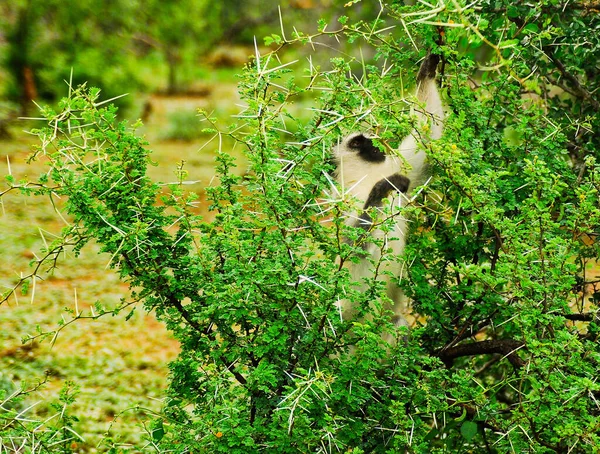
356 173 410 229
416 53 441 82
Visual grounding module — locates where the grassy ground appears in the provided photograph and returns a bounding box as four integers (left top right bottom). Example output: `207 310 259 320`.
0 82 242 451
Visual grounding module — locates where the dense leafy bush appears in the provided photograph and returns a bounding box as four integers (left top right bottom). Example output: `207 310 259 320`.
2 1 599 452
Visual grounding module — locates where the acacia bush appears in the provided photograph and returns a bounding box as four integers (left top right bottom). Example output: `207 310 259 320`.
2 1 600 452
0 379 80 452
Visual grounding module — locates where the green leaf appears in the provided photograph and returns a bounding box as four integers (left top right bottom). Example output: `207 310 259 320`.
152 420 165 442
461 421 478 441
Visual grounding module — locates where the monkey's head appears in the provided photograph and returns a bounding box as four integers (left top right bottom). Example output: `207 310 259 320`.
330 132 402 203
331 133 386 171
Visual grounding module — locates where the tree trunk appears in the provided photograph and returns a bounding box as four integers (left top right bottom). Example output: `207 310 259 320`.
9 2 38 114
166 50 178 95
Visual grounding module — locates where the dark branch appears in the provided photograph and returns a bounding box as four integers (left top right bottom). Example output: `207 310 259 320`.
169 296 247 386
437 339 525 368
544 47 600 111
121 254 248 386
563 312 599 322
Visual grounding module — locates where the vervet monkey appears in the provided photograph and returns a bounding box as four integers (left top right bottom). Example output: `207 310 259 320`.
331 53 444 342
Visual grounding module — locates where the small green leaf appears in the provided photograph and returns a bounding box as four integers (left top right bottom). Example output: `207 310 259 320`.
152 420 165 442
461 421 478 441
523 23 539 34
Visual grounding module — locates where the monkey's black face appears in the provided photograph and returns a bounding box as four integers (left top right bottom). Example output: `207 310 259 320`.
347 134 386 163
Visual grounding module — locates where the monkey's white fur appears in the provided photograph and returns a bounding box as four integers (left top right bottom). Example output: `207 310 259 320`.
333 64 444 339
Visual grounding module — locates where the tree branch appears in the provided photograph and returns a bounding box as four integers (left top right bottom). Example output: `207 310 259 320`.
437 339 525 368
544 47 600 111
563 312 599 322
120 254 248 386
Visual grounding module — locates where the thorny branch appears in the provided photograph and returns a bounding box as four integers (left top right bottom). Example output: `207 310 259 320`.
437 339 526 368
543 46 600 111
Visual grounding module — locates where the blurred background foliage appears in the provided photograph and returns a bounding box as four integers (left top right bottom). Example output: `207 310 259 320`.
0 0 381 116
